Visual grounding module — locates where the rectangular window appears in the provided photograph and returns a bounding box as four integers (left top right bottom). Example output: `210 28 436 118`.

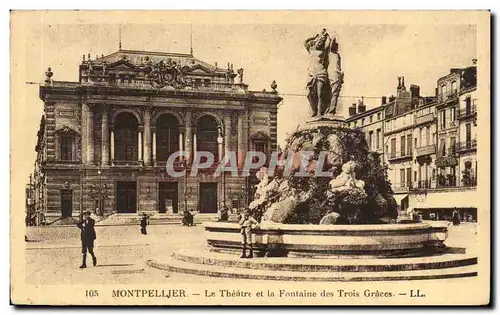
419 128 423 146
400 136 406 156
400 169 405 187
450 137 456 155
391 138 396 158
60 136 73 161
377 113 381 121
368 131 373 150
407 135 412 156
439 139 446 156
466 123 472 143
369 115 373 123
465 97 472 114
451 107 456 122
407 168 412 188
440 110 446 129
361 118 365 126
376 129 381 149
426 126 430 146
451 80 457 95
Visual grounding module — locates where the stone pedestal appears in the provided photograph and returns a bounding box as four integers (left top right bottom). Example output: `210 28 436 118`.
301 116 346 130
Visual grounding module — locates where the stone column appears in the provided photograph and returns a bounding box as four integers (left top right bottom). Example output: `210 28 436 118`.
143 108 151 166
87 104 95 165
224 115 231 157
152 126 157 166
237 114 246 168
179 131 183 153
218 135 223 162
138 126 143 164
101 105 109 165
179 128 184 161
110 127 115 165
193 132 197 160
184 112 193 164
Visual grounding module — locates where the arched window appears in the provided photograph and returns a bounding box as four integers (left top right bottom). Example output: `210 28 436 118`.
196 115 219 163
114 112 139 162
156 114 180 162
55 127 79 162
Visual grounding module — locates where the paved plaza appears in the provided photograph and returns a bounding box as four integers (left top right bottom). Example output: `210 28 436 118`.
25 222 478 285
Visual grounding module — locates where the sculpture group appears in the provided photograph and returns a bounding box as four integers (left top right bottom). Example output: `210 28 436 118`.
305 28 344 120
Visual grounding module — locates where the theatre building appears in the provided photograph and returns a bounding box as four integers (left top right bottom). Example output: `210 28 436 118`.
36 49 281 223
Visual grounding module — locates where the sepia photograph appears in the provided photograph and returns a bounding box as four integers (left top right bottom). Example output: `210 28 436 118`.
10 10 490 306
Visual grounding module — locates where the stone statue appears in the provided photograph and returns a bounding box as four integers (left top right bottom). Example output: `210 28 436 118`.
305 29 344 120
44 67 53 85
235 68 244 84
329 161 365 192
249 167 270 209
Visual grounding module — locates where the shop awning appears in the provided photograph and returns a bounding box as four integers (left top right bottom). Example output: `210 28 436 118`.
412 190 478 209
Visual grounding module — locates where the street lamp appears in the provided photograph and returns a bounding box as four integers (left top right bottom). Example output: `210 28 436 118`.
216 127 226 211
89 165 108 216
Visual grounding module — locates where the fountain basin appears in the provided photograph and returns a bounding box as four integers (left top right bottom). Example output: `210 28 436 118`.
204 221 449 258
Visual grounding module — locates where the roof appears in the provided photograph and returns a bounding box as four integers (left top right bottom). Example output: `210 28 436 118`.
92 49 226 74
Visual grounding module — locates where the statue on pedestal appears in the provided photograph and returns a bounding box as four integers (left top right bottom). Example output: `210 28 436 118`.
304 28 344 120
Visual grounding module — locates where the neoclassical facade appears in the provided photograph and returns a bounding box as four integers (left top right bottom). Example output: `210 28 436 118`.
36 49 281 222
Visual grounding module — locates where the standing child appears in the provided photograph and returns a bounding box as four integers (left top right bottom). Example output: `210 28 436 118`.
238 209 259 258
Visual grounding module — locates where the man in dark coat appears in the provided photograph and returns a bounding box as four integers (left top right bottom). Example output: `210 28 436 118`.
140 213 149 235
76 211 97 268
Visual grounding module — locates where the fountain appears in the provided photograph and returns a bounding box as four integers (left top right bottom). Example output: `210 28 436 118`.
148 29 477 281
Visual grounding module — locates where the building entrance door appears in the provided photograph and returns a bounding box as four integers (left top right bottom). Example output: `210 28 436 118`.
116 181 137 213
61 189 73 218
159 182 178 214
199 183 217 213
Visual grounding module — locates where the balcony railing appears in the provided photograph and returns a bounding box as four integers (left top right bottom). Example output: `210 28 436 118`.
457 139 477 152
437 145 458 157
392 182 413 192
415 179 432 190
437 175 457 188
78 76 252 93
414 113 436 126
439 120 459 131
387 151 413 161
415 144 436 157
439 91 458 102
458 105 477 119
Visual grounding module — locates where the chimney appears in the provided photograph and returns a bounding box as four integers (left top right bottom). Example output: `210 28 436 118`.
349 103 357 116
381 96 387 105
357 99 366 113
397 77 401 90
410 84 420 98
401 76 406 90
472 58 477 65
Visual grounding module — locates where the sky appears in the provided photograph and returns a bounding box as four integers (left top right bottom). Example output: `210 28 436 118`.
13 15 477 185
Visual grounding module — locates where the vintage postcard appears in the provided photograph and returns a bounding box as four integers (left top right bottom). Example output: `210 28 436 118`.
10 10 490 306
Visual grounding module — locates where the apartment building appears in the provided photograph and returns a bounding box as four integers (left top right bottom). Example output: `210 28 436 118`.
348 63 478 221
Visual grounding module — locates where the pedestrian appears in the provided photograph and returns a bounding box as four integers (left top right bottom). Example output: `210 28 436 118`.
452 209 460 226
218 205 229 222
182 209 194 226
140 212 149 235
76 211 97 269
238 209 259 259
